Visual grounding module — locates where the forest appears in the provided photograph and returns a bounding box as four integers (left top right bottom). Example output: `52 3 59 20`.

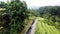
0 0 60 34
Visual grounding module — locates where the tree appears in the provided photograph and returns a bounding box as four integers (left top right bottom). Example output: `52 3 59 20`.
0 0 29 34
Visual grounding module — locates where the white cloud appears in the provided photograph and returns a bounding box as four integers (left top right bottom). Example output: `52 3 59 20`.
0 0 7 2
0 0 60 8
25 0 60 7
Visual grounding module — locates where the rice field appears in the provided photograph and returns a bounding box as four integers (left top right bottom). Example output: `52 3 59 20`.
35 17 60 34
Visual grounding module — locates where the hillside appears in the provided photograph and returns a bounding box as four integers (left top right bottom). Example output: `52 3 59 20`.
35 17 60 34
37 6 60 30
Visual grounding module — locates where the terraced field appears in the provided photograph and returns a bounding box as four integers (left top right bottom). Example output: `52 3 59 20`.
35 17 60 34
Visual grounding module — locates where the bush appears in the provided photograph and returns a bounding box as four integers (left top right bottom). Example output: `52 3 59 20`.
0 0 29 34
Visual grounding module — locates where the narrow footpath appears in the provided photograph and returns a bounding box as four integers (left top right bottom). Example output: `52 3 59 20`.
26 18 38 34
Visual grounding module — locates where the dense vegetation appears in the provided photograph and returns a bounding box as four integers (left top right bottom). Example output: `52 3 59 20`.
37 6 60 30
0 0 34 34
0 0 60 34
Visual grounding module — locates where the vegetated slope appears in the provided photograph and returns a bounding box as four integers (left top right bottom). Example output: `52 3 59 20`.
35 17 60 34
37 6 60 30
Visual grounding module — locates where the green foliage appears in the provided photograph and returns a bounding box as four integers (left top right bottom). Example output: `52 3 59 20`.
0 0 29 34
6 0 28 34
35 17 60 34
38 6 60 30
28 9 39 17
38 6 60 16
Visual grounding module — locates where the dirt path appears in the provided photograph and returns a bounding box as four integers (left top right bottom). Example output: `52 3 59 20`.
26 18 38 34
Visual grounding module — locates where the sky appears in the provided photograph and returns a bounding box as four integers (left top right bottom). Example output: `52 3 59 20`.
0 0 60 8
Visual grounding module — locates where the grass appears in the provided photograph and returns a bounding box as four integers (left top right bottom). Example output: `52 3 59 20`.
35 17 60 34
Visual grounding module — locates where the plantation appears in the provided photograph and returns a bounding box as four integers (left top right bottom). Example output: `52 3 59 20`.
35 17 60 34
